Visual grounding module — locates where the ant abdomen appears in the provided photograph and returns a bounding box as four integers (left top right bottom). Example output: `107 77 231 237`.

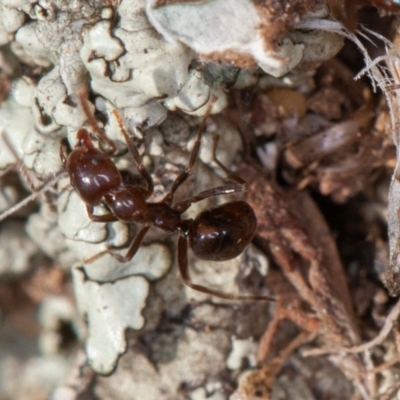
188 201 257 262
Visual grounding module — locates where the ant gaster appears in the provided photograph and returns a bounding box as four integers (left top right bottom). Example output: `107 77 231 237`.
61 94 274 301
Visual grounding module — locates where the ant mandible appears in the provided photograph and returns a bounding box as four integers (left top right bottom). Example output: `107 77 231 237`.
61 93 274 301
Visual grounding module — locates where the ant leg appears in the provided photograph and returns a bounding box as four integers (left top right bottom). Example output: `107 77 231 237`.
173 133 251 213
173 184 246 213
86 205 118 222
84 224 151 264
212 134 246 185
163 97 218 205
177 236 275 301
112 110 153 196
79 89 116 155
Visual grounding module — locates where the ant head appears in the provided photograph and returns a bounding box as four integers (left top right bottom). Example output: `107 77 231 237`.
76 129 94 149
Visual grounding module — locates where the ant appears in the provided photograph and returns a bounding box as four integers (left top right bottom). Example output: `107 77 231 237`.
60 93 274 301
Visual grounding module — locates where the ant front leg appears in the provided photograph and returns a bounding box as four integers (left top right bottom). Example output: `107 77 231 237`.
177 236 275 301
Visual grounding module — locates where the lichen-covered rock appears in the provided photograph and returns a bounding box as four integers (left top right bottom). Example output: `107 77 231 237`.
0 0 337 397
147 0 343 77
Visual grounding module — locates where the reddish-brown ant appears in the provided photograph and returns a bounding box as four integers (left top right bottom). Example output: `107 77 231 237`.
60 94 274 301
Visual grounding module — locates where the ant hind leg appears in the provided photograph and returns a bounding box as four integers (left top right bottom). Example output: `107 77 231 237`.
177 235 275 301
211 133 246 186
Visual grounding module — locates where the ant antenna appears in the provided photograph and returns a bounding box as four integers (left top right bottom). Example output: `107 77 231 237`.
111 109 154 194
79 89 116 152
